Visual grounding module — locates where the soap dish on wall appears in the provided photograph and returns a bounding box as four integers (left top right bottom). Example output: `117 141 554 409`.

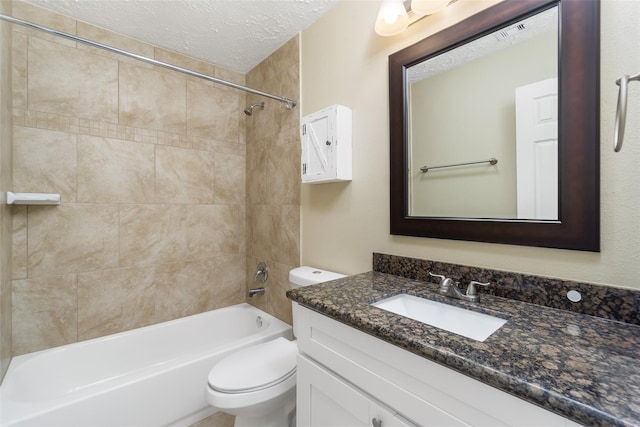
6 192 61 205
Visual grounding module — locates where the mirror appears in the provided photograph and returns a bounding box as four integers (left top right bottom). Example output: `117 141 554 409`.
389 0 600 251
408 7 558 220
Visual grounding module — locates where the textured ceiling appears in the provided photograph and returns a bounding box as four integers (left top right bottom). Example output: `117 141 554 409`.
22 0 339 74
408 5 557 83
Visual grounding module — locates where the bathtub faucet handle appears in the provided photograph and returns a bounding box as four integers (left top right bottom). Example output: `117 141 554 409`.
254 262 268 283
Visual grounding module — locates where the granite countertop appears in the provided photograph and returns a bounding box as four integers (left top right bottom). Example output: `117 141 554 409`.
286 271 640 427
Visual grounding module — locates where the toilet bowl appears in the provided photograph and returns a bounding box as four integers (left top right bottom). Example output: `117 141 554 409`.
205 266 345 427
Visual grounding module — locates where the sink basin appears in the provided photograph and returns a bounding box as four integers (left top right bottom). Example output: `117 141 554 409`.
371 294 507 342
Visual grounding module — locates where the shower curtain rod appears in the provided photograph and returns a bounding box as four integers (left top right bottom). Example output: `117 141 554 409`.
0 13 298 109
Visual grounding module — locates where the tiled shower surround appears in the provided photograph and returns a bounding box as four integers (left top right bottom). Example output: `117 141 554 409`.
7 1 300 357
244 39 301 326
1 0 13 381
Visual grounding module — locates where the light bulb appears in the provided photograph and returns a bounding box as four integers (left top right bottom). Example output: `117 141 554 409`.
384 14 399 25
375 0 409 37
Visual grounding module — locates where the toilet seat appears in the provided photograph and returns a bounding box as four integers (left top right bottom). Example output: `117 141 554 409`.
208 337 297 394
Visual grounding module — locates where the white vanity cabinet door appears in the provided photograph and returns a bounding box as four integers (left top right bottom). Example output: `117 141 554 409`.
297 353 369 427
297 355 417 427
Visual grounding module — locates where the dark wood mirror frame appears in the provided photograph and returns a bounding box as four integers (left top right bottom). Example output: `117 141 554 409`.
389 0 600 251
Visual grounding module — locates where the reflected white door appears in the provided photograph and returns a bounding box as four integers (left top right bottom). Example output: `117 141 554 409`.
515 78 558 220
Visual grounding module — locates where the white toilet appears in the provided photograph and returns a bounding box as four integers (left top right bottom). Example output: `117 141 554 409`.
206 266 346 427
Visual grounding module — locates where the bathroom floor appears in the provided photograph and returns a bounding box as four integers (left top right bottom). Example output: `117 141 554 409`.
191 411 234 427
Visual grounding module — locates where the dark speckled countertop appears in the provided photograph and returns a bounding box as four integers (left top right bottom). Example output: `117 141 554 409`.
286 271 640 427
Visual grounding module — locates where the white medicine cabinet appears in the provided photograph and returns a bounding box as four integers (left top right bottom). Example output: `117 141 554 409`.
300 104 352 184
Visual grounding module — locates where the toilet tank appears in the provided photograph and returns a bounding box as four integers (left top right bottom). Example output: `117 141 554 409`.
289 266 346 337
289 266 346 288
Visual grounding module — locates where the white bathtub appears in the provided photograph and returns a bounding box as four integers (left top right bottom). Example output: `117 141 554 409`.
0 303 294 427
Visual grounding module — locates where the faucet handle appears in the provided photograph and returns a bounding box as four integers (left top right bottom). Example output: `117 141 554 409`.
466 281 490 296
428 272 446 282
429 272 455 291
254 262 269 283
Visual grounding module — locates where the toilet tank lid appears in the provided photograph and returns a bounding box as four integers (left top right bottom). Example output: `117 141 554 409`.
289 266 346 286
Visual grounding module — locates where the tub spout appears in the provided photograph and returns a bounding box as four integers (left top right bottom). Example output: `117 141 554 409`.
248 287 265 297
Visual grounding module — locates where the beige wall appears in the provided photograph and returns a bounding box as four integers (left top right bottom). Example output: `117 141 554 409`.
1 0 14 380
245 37 301 325
301 0 640 290
9 1 250 355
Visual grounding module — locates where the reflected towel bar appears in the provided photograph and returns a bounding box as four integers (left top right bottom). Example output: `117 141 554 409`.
420 158 498 173
614 72 640 152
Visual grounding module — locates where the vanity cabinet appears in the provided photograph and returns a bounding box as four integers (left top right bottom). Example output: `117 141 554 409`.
297 355 416 427
294 304 583 427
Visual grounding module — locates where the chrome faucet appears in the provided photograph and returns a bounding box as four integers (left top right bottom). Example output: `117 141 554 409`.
254 262 268 283
428 272 489 303
248 287 265 297
248 262 268 297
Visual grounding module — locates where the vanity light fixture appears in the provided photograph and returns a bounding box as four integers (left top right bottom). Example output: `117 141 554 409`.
374 0 410 37
374 0 452 37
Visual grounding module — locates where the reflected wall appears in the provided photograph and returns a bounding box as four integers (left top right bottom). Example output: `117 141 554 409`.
409 30 557 218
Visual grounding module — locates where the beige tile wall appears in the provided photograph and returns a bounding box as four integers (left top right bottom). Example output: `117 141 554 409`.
10 1 249 355
1 0 14 382
245 37 301 324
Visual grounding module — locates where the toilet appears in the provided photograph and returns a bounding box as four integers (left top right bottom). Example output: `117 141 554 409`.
206 266 346 427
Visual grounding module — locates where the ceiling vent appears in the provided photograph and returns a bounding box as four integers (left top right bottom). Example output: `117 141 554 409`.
495 23 527 41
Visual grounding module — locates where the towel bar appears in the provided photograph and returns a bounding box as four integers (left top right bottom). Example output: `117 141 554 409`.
614 72 640 152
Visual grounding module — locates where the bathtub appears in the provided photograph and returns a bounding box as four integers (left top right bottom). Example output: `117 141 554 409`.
0 303 294 427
